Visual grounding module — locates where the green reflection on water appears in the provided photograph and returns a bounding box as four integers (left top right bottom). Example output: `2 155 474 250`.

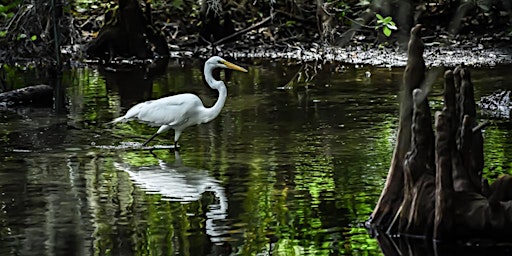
483 124 512 181
1 62 512 256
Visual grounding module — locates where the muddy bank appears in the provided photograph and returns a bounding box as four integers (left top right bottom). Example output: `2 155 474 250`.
169 44 512 67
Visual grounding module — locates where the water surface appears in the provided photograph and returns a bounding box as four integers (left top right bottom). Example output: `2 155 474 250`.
1 59 511 255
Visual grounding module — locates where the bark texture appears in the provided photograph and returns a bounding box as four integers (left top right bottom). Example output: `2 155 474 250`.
86 0 168 60
368 24 512 242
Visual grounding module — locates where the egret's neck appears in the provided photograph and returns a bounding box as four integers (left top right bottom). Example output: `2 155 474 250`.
203 66 228 123
202 82 227 123
204 64 217 87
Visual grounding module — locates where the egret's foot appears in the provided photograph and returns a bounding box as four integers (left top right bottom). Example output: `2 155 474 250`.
149 149 158 158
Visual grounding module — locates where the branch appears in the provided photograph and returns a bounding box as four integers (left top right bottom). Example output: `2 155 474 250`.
472 120 490 133
211 16 272 46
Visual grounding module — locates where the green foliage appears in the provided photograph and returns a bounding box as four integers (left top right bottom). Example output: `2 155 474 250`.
3 32 38 42
375 14 397 37
286 20 296 27
0 1 18 34
333 1 351 18
16 33 26 40
169 0 184 11
0 0 19 19
0 2 17 14
0 0 43 46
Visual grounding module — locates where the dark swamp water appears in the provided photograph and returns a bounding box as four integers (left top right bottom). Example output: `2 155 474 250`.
1 58 512 255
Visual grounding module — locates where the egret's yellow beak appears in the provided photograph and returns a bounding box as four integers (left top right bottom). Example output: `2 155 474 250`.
222 60 248 73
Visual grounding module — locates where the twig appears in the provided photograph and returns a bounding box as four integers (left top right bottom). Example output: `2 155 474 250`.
274 9 307 23
342 15 376 29
386 204 403 235
212 16 272 46
283 65 304 88
5 4 33 34
472 120 490 133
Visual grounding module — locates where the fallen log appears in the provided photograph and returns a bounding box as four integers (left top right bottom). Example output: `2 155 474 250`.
367 24 512 242
0 84 53 107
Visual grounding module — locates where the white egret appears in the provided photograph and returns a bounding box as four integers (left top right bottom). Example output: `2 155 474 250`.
109 56 248 147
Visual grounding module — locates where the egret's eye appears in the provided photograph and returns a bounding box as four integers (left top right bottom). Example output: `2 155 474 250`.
218 60 224 64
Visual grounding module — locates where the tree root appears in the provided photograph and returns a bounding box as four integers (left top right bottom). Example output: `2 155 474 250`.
367 24 512 242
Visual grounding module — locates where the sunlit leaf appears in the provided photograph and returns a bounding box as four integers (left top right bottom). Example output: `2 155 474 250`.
386 23 397 30
356 0 371 6
286 20 296 26
17 33 27 40
383 26 392 37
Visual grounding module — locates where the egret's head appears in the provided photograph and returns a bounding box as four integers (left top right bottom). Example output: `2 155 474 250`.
206 56 248 73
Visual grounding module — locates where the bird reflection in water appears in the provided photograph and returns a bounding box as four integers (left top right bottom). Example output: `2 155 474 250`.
113 151 229 241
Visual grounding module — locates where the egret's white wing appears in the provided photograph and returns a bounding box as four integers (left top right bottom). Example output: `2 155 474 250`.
135 93 202 126
123 101 154 119
109 101 151 124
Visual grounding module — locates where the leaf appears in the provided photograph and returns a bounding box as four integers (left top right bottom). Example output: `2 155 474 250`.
383 17 392 23
476 0 490 12
386 23 397 30
375 13 384 21
0 31 7 37
30 35 37 41
383 26 392 37
286 20 296 27
356 0 371 6
171 0 184 10
17 33 27 40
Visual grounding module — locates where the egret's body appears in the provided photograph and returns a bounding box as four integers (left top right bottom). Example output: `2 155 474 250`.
110 56 247 147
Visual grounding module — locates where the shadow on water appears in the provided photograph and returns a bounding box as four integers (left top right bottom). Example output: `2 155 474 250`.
100 58 169 107
1 60 512 255
374 232 512 256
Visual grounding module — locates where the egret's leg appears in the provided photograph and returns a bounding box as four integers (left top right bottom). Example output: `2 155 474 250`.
149 148 159 158
142 125 172 147
142 125 171 147
174 130 182 149
142 133 159 146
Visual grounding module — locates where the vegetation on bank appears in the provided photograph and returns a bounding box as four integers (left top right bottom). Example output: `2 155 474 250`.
0 0 510 64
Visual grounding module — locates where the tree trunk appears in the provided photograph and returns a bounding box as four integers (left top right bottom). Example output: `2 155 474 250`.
368 23 512 242
86 0 168 60
368 24 425 230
